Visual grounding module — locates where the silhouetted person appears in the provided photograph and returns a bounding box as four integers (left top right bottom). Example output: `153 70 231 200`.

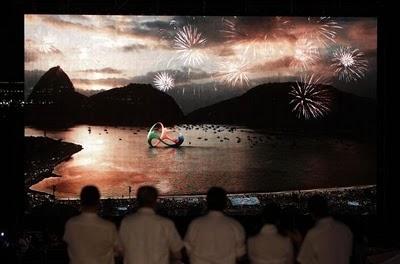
248 203 294 264
297 195 353 264
184 187 246 264
63 185 119 264
119 186 183 264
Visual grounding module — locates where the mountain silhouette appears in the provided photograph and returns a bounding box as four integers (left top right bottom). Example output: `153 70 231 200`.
85 83 184 126
25 66 87 127
25 67 376 138
186 82 376 138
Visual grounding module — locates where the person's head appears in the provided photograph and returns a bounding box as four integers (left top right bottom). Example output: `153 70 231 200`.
137 186 158 208
80 185 100 212
307 194 329 220
206 187 227 211
262 202 281 226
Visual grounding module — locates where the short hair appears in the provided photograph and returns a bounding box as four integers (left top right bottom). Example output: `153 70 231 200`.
262 203 281 225
206 187 227 211
137 186 158 207
307 194 329 218
80 185 100 207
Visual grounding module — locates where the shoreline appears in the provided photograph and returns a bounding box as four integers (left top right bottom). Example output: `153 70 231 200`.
25 136 83 188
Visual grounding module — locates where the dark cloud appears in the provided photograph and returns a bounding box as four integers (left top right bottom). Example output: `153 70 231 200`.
72 77 130 87
215 46 236 57
34 15 166 44
141 20 171 30
121 43 148 52
130 67 211 85
25 51 38 63
249 57 293 72
77 67 123 74
40 15 94 32
72 67 210 89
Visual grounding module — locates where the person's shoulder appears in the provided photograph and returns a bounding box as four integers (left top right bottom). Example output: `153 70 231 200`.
156 214 175 226
224 214 242 227
333 219 352 235
185 214 206 229
65 214 82 225
247 234 258 244
120 213 137 225
304 224 320 241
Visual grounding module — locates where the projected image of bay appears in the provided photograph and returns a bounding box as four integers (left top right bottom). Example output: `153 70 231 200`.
25 125 376 198
24 15 377 201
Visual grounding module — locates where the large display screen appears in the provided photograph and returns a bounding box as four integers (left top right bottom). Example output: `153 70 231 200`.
24 15 377 200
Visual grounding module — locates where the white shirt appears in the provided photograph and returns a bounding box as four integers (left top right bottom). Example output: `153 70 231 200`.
119 207 184 264
184 210 246 264
63 212 118 264
248 224 294 264
297 217 353 264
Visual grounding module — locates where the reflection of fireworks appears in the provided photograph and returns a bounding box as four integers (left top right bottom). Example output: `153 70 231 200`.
291 38 319 71
308 17 342 46
331 46 368 82
218 59 250 87
173 25 207 66
289 74 333 120
153 72 175 91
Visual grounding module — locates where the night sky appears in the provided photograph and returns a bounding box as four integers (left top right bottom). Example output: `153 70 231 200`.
25 15 377 101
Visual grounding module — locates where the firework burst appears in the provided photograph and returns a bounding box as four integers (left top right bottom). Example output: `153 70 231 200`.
217 59 250 87
221 18 248 41
331 46 368 82
307 17 343 47
221 18 272 59
291 38 320 71
173 25 207 66
289 74 333 120
153 72 175 91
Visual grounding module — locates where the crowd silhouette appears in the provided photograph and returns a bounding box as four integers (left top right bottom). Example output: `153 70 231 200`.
61 185 353 264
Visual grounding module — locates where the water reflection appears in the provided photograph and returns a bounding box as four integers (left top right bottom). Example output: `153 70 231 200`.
25 125 376 198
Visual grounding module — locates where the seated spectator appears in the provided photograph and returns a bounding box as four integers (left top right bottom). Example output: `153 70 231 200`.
184 187 246 264
119 186 184 264
248 203 294 264
297 194 353 264
63 185 119 264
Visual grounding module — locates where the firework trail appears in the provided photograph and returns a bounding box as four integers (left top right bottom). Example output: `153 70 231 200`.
307 17 342 47
221 18 248 41
331 46 368 82
173 25 207 66
221 18 272 59
274 16 294 35
289 74 333 120
217 58 250 87
153 72 175 91
290 38 320 71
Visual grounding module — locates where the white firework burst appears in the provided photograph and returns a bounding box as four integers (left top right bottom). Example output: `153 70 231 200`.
291 38 320 71
217 59 250 87
173 25 207 66
153 72 175 91
307 17 343 47
289 74 333 120
331 46 368 82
